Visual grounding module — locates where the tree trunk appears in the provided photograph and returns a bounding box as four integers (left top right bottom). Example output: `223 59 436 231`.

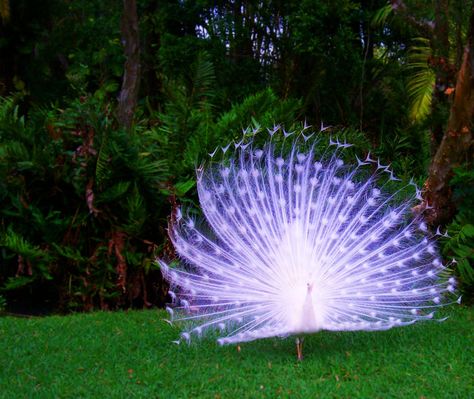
424 6 474 226
430 0 451 155
141 0 162 109
117 0 140 130
0 0 10 23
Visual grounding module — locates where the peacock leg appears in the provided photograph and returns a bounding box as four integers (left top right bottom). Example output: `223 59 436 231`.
296 337 304 361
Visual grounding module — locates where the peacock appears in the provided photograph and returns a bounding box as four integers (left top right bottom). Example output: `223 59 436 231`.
159 125 459 360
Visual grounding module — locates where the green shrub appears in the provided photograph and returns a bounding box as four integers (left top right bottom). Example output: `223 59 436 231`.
443 166 474 298
0 84 304 312
0 96 169 311
443 220 474 293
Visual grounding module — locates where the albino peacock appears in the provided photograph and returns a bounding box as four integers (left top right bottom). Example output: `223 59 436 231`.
160 126 459 360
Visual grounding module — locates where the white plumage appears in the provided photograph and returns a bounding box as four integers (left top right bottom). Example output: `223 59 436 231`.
160 127 459 350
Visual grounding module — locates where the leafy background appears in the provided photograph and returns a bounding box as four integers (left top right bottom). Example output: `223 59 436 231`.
0 0 472 313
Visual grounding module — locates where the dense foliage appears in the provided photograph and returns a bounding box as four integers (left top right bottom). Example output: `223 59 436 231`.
0 96 169 310
0 0 472 311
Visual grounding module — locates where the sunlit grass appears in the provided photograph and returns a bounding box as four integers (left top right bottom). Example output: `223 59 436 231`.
1 306 472 398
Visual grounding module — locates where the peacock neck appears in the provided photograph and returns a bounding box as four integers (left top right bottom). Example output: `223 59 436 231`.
299 283 319 333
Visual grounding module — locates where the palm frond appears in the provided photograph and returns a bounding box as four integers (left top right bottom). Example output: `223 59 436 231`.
406 38 435 122
371 4 393 28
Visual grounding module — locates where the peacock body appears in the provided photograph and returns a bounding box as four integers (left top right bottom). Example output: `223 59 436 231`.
160 126 459 348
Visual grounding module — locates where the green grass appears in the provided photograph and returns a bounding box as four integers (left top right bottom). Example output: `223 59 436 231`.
1 306 473 399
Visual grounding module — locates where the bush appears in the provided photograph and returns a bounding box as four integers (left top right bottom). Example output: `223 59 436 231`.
0 96 169 311
443 166 474 299
0 86 304 312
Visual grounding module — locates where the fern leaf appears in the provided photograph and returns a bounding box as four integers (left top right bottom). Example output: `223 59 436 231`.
97 181 131 203
189 51 217 109
52 243 87 263
1 228 50 261
95 134 111 185
3 276 35 290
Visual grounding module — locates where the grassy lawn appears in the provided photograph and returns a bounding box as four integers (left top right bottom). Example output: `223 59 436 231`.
0 306 472 399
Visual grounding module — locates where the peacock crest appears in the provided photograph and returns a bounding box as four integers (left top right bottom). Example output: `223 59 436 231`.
160 125 459 350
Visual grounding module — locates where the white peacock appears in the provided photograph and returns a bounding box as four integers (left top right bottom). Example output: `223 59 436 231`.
160 126 459 360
